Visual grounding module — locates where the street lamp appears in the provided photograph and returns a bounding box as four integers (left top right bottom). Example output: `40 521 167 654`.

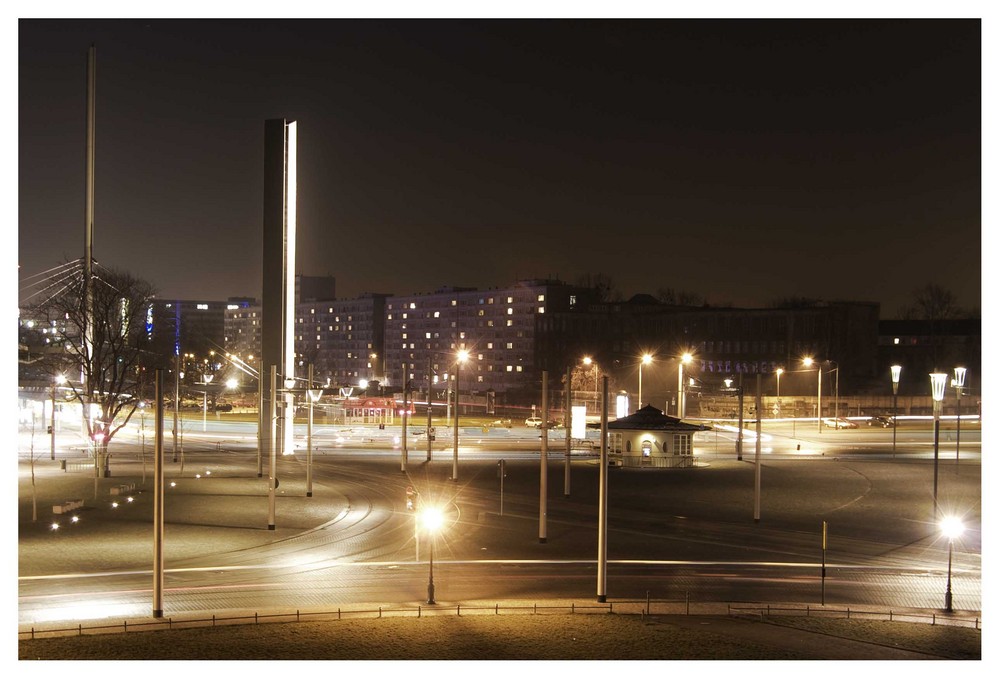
677 352 692 418
422 506 444 604
891 365 902 457
953 367 966 462
638 353 653 409
930 372 948 517
201 374 214 432
305 364 323 498
51 374 66 460
774 368 783 418
803 357 821 433
452 349 469 482
940 516 964 612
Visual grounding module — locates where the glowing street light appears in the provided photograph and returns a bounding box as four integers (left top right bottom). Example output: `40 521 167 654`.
891 365 902 457
677 352 692 418
803 357 821 433
930 372 948 517
452 349 469 482
940 516 964 612
422 506 445 604
953 367 967 462
638 353 653 409
774 368 783 418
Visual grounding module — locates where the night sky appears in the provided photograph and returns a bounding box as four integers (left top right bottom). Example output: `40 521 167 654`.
17 18 983 317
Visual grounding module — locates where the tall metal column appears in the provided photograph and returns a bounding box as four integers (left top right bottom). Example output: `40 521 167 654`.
152 369 164 618
426 355 433 462
268 364 277 530
564 365 571 497
539 371 548 544
401 362 408 473
597 375 609 603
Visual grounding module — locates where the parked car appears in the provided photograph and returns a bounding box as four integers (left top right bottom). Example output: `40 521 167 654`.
868 415 893 428
823 417 858 429
525 416 543 428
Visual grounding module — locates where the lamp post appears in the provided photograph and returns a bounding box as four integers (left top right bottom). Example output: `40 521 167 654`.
830 361 840 422
452 349 468 482
677 352 692 418
306 364 323 498
51 374 66 460
638 353 652 409
422 506 444 604
201 374 214 432
953 367 966 462
891 365 901 457
804 357 821 433
930 372 948 518
940 516 964 612
774 368 783 419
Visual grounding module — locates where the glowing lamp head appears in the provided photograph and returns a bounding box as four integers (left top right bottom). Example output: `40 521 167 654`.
358 379 369 390
891 365 902 384
421 506 445 533
803 357 814 368
457 349 469 363
775 368 784 376
681 352 692 364
55 374 67 385
641 354 653 365
953 367 967 388
582 356 593 366
284 377 296 389
929 373 948 402
225 378 238 389
940 516 965 540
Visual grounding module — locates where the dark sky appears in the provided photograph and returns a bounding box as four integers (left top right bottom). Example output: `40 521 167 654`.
17 19 982 317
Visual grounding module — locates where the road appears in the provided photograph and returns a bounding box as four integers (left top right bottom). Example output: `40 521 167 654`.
18 417 982 627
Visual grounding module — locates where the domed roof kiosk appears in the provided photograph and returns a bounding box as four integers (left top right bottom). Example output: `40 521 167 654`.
606 404 709 468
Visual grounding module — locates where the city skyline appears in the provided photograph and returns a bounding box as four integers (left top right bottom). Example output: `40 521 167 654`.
18 18 983 317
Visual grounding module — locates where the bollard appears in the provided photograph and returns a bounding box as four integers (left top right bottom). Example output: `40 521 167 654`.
646 591 650 616
379 606 382 618
571 603 575 614
847 608 850 620
297 610 300 623
534 603 537 614
807 605 810 617
418 605 421 618
31 628 35 640
255 612 258 624
213 614 216 626
124 620 127 633
338 608 341 620
78 624 82 636
495 604 499 615
932 614 936 626
457 604 461 616
889 611 892 622
686 591 690 615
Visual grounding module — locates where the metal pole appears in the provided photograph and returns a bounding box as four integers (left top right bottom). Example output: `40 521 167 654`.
540 371 548 544
834 367 839 422
892 391 898 458
597 375 609 603
306 363 313 498
50 380 56 460
152 369 164 618
202 391 208 432
257 358 263 477
268 364 277 530
933 404 940 519
401 363 408 473
427 355 433 462
821 520 827 606
638 362 643 409
452 362 459 481
737 378 744 461
173 352 179 462
499 459 505 516
754 374 762 523
564 365 571 497
817 367 823 433
677 362 683 417
956 389 961 463
426 530 436 605
945 539 954 612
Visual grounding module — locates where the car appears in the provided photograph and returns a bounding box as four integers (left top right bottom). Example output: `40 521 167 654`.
868 415 893 428
524 417 543 428
823 417 858 429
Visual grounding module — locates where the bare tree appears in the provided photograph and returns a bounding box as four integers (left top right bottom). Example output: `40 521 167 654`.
27 261 159 477
575 273 623 302
899 283 965 320
656 287 705 306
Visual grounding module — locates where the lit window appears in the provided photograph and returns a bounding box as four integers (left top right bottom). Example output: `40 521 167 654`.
537 294 545 302
507 308 513 315
894 337 900 345
410 303 416 309
487 342 494 349
516 366 523 372
506 366 513 372
434 311 440 318
538 307 545 314
197 304 208 310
